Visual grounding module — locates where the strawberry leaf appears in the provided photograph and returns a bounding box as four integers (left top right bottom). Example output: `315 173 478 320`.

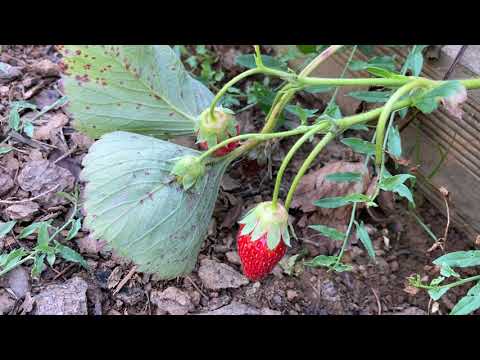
60 45 213 139
81 131 229 279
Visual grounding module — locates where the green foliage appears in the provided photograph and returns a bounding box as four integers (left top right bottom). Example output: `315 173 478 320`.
0 191 86 279
309 224 345 241
325 172 362 183
60 45 213 139
347 90 393 103
341 138 376 156
81 131 229 279
354 221 376 260
413 81 464 114
349 56 397 72
313 193 374 209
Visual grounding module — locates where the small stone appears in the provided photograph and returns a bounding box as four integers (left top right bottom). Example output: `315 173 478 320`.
286 290 298 301
189 291 201 306
273 295 283 306
5 202 39 221
199 301 281 315
208 295 231 311
390 306 426 315
0 289 16 315
5 266 30 298
289 310 299 315
150 287 194 315
225 251 241 265
390 261 399 272
31 59 60 77
198 259 249 290
116 288 145 306
34 277 88 315
107 309 122 315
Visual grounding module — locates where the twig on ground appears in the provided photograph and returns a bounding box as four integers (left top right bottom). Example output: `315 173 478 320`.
370 287 382 315
0 184 60 204
113 266 137 295
186 276 208 299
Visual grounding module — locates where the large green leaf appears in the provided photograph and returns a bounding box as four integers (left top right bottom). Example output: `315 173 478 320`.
81 131 228 279
60 45 213 139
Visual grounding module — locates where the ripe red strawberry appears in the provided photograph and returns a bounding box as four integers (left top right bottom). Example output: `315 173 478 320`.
237 224 287 281
237 201 291 281
198 124 240 156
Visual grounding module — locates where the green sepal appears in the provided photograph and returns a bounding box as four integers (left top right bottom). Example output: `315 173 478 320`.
237 201 290 249
196 107 237 148
282 227 291 247
170 155 205 190
267 224 281 250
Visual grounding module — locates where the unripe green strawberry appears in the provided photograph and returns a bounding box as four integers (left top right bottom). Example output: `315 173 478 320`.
237 201 291 281
196 107 240 157
170 155 205 190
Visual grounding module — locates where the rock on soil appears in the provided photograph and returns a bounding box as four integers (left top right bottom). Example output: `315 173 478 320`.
0 289 16 315
225 251 241 265
4 266 30 298
0 168 14 196
5 202 39 221
390 307 427 315
34 277 88 315
150 287 194 315
198 258 249 290
200 301 281 315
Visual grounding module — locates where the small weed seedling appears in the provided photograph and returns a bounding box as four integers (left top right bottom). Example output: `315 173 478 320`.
0 188 87 279
55 45 480 314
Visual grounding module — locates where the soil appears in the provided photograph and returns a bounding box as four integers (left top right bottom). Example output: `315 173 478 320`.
1 45 478 315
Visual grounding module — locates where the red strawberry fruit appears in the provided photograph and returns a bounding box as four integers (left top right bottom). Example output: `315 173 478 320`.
198 124 240 156
196 107 240 157
237 201 291 281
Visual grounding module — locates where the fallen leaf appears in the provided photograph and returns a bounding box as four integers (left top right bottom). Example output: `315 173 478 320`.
291 161 371 219
70 132 94 150
76 235 106 255
33 112 69 140
5 202 40 221
441 85 468 119
17 160 75 207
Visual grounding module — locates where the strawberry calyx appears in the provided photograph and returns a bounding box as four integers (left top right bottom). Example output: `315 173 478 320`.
238 201 291 250
170 155 205 190
196 107 239 152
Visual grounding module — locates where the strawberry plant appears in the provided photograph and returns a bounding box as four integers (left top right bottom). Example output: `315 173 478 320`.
57 44 480 304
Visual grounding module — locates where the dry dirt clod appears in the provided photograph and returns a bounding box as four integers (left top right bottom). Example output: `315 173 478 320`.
0 289 16 315
33 112 69 141
33 277 88 315
17 160 75 207
390 306 427 315
0 168 14 196
4 266 30 299
197 258 249 290
75 235 106 255
0 62 22 84
5 202 39 221
199 301 281 315
30 59 60 77
150 287 194 315
225 251 241 265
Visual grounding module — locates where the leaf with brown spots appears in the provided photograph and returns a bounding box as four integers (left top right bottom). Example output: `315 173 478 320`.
59 46 213 139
